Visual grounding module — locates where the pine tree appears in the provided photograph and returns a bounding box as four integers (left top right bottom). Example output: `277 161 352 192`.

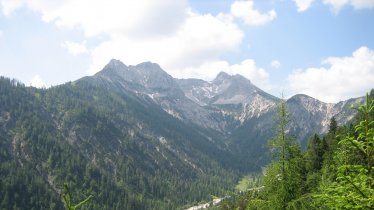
328 117 338 135
318 94 374 209
304 134 325 172
263 99 305 209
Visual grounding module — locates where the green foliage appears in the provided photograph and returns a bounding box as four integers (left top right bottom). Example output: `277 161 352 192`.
263 99 306 209
220 99 308 210
304 134 325 172
235 174 262 192
317 94 374 209
329 117 338 135
0 77 238 210
0 75 372 210
223 91 373 210
62 183 93 210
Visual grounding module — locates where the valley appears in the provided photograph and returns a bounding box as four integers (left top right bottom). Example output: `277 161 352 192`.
0 60 365 209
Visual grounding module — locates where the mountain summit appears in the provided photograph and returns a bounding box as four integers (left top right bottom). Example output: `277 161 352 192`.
178 71 277 111
0 59 366 209
99 60 179 91
94 59 363 141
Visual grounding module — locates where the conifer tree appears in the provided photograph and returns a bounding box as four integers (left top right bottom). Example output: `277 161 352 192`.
318 94 374 209
263 99 305 209
329 117 338 135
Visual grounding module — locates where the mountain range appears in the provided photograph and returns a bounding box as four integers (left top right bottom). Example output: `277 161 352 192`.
0 59 364 209
98 59 362 149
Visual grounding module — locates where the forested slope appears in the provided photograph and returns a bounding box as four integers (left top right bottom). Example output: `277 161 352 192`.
220 90 374 210
0 77 237 210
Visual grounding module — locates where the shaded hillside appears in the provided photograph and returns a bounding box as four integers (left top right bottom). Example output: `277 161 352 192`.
0 59 367 209
0 77 237 210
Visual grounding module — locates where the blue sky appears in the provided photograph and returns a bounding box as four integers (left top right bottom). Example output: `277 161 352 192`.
0 0 373 102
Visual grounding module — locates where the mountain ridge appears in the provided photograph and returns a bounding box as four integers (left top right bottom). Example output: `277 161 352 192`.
97 59 362 130
90 59 364 161
0 59 367 209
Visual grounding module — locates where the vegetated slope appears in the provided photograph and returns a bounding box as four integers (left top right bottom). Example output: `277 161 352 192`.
227 94 363 170
219 91 374 210
0 76 237 210
0 59 366 209
177 69 363 171
0 79 65 210
93 59 363 172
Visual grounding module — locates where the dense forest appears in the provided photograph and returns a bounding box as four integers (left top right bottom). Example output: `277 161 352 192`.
0 75 372 209
219 90 374 209
0 77 237 210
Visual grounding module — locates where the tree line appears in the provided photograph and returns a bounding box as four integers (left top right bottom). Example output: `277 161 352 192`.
220 90 374 209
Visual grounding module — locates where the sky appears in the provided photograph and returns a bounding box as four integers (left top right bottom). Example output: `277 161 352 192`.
0 0 373 103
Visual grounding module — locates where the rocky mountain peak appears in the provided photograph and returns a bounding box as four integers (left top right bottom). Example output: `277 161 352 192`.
97 59 129 80
214 71 231 81
131 61 172 80
288 94 329 112
289 94 319 102
232 74 251 83
135 61 161 69
93 59 363 142
96 59 179 91
108 58 127 67
213 72 251 85
130 61 178 91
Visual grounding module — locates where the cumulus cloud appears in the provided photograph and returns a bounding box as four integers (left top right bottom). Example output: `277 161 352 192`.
288 46 374 103
88 10 243 75
271 60 281 69
29 75 46 88
230 0 276 26
61 41 87 56
1 0 246 80
350 0 374 9
323 0 374 12
290 0 374 12
1 0 188 38
227 59 271 90
293 0 315 12
173 59 271 91
323 0 350 12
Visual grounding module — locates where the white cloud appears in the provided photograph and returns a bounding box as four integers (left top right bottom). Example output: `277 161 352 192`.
323 0 374 13
88 10 244 75
322 0 350 12
290 0 374 12
288 46 374 103
293 0 315 12
350 0 374 9
1 0 245 79
0 0 24 16
271 60 281 69
29 75 46 88
227 59 271 90
1 0 188 38
230 0 276 26
62 40 87 56
173 59 271 91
